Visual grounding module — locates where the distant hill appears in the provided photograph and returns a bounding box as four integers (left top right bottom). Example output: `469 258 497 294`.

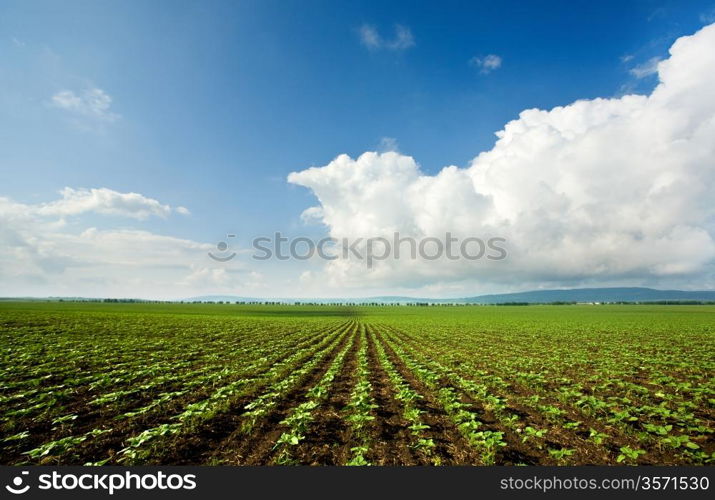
184 287 715 304
456 287 715 304
183 295 262 303
5 287 715 304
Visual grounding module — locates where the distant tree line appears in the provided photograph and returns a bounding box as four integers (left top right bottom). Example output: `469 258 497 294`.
23 298 715 306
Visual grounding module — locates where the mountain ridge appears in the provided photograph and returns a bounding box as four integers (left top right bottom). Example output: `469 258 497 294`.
183 287 715 304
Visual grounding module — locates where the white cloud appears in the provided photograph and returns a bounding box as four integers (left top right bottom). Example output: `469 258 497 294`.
389 25 415 50
629 56 662 78
34 187 183 220
288 23 715 291
0 189 259 299
180 265 234 288
51 87 119 123
359 24 414 51
0 191 202 296
470 54 502 74
359 25 381 49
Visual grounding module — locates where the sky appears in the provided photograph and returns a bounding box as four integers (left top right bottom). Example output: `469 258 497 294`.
1 0 715 299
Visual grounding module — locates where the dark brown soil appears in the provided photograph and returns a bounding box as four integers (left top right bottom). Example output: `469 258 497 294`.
370 325 484 465
185 321 357 465
4 318 708 467
382 324 699 465
7 321 351 466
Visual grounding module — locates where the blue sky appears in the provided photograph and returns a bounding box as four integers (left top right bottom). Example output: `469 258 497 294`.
2 1 715 298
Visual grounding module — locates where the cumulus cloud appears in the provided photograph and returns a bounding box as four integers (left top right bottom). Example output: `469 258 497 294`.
359 24 415 51
51 87 118 123
470 54 502 74
289 23 715 291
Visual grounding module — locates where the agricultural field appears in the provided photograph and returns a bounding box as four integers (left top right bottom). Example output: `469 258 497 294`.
0 301 713 466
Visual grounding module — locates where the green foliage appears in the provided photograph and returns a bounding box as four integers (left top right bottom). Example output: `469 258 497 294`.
521 426 547 447
548 447 575 464
1 302 712 466
617 446 646 463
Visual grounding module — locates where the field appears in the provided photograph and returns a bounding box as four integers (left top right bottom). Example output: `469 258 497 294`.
0 302 713 466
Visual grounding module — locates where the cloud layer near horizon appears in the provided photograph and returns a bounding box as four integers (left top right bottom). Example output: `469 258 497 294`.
0 189 255 298
288 23 715 290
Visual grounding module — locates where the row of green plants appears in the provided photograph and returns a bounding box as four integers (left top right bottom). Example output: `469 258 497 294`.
272 323 360 464
368 326 437 463
343 325 377 466
118 321 355 464
6 319 349 464
377 328 508 465
377 316 713 465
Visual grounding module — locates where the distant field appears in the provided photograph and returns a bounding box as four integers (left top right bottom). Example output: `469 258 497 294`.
0 302 713 465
